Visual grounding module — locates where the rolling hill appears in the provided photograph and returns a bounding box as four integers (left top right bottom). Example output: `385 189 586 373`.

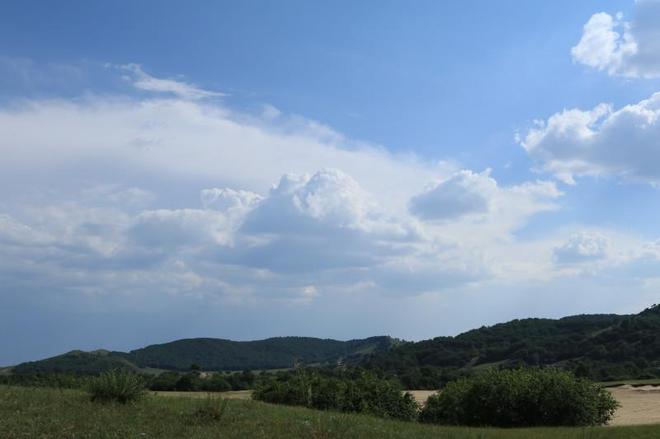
365 304 660 386
12 336 396 374
13 304 660 384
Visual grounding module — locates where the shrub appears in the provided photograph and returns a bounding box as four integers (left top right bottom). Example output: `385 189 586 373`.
419 368 618 427
148 371 181 391
88 370 146 404
189 396 229 425
175 374 194 391
199 373 232 392
253 370 418 421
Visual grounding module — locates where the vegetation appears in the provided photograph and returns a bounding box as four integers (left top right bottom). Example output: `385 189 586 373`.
188 396 230 425
3 385 660 439
88 370 146 404
12 336 395 374
366 305 660 387
0 372 93 389
12 304 660 390
419 368 618 427
149 370 255 392
124 336 395 370
253 369 418 421
12 349 138 375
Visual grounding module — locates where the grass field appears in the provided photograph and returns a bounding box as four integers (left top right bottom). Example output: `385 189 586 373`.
3 386 660 438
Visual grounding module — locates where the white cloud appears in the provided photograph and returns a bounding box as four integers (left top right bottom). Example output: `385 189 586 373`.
0 97 447 215
120 64 225 100
0 67 574 306
572 1 660 78
200 188 262 211
409 170 496 220
521 92 660 184
554 231 610 264
130 209 234 248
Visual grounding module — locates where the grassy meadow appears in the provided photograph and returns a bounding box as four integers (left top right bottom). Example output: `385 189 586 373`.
3 385 660 439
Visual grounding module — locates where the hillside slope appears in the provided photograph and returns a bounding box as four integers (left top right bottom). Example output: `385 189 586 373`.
365 305 660 385
13 336 395 374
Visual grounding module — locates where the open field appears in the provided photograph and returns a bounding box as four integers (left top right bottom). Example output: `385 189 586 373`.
609 386 660 426
151 387 660 427
5 386 660 438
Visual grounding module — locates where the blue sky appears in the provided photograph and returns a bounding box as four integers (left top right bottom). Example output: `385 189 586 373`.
3 0 660 365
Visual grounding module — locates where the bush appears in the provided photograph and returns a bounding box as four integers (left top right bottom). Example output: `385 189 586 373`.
253 370 418 421
198 373 232 392
419 368 618 427
88 370 146 404
189 396 229 425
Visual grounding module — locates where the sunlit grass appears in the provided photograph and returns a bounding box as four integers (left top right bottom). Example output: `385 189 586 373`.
2 385 660 438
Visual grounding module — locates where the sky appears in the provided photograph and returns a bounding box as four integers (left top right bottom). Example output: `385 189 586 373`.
3 0 660 365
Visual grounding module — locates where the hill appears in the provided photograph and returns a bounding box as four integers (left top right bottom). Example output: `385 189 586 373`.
365 305 660 387
14 304 660 383
12 336 396 374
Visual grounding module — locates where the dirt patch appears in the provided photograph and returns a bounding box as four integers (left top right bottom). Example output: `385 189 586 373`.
406 390 437 406
609 386 660 426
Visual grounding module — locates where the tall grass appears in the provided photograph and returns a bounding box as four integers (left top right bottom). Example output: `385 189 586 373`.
88 369 146 403
189 395 230 424
3 385 660 438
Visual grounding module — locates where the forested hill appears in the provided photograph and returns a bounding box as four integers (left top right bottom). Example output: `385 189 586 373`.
12 336 396 374
364 305 660 387
122 336 395 370
13 305 660 383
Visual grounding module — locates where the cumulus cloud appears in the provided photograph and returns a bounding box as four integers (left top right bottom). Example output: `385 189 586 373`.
0 65 575 308
129 209 234 248
409 169 561 238
200 188 262 211
409 170 496 220
0 170 487 302
554 231 610 264
572 1 660 78
521 92 660 184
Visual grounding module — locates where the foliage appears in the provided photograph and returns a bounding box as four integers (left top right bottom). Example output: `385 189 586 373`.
12 336 395 374
147 370 251 392
3 385 660 439
0 372 92 389
124 336 395 371
419 368 619 427
88 369 146 404
13 349 138 375
14 304 660 388
189 396 229 425
366 305 660 387
253 369 419 421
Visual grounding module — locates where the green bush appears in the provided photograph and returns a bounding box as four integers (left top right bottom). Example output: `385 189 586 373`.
253 370 418 421
88 370 146 404
198 373 232 392
189 396 229 425
419 368 618 427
